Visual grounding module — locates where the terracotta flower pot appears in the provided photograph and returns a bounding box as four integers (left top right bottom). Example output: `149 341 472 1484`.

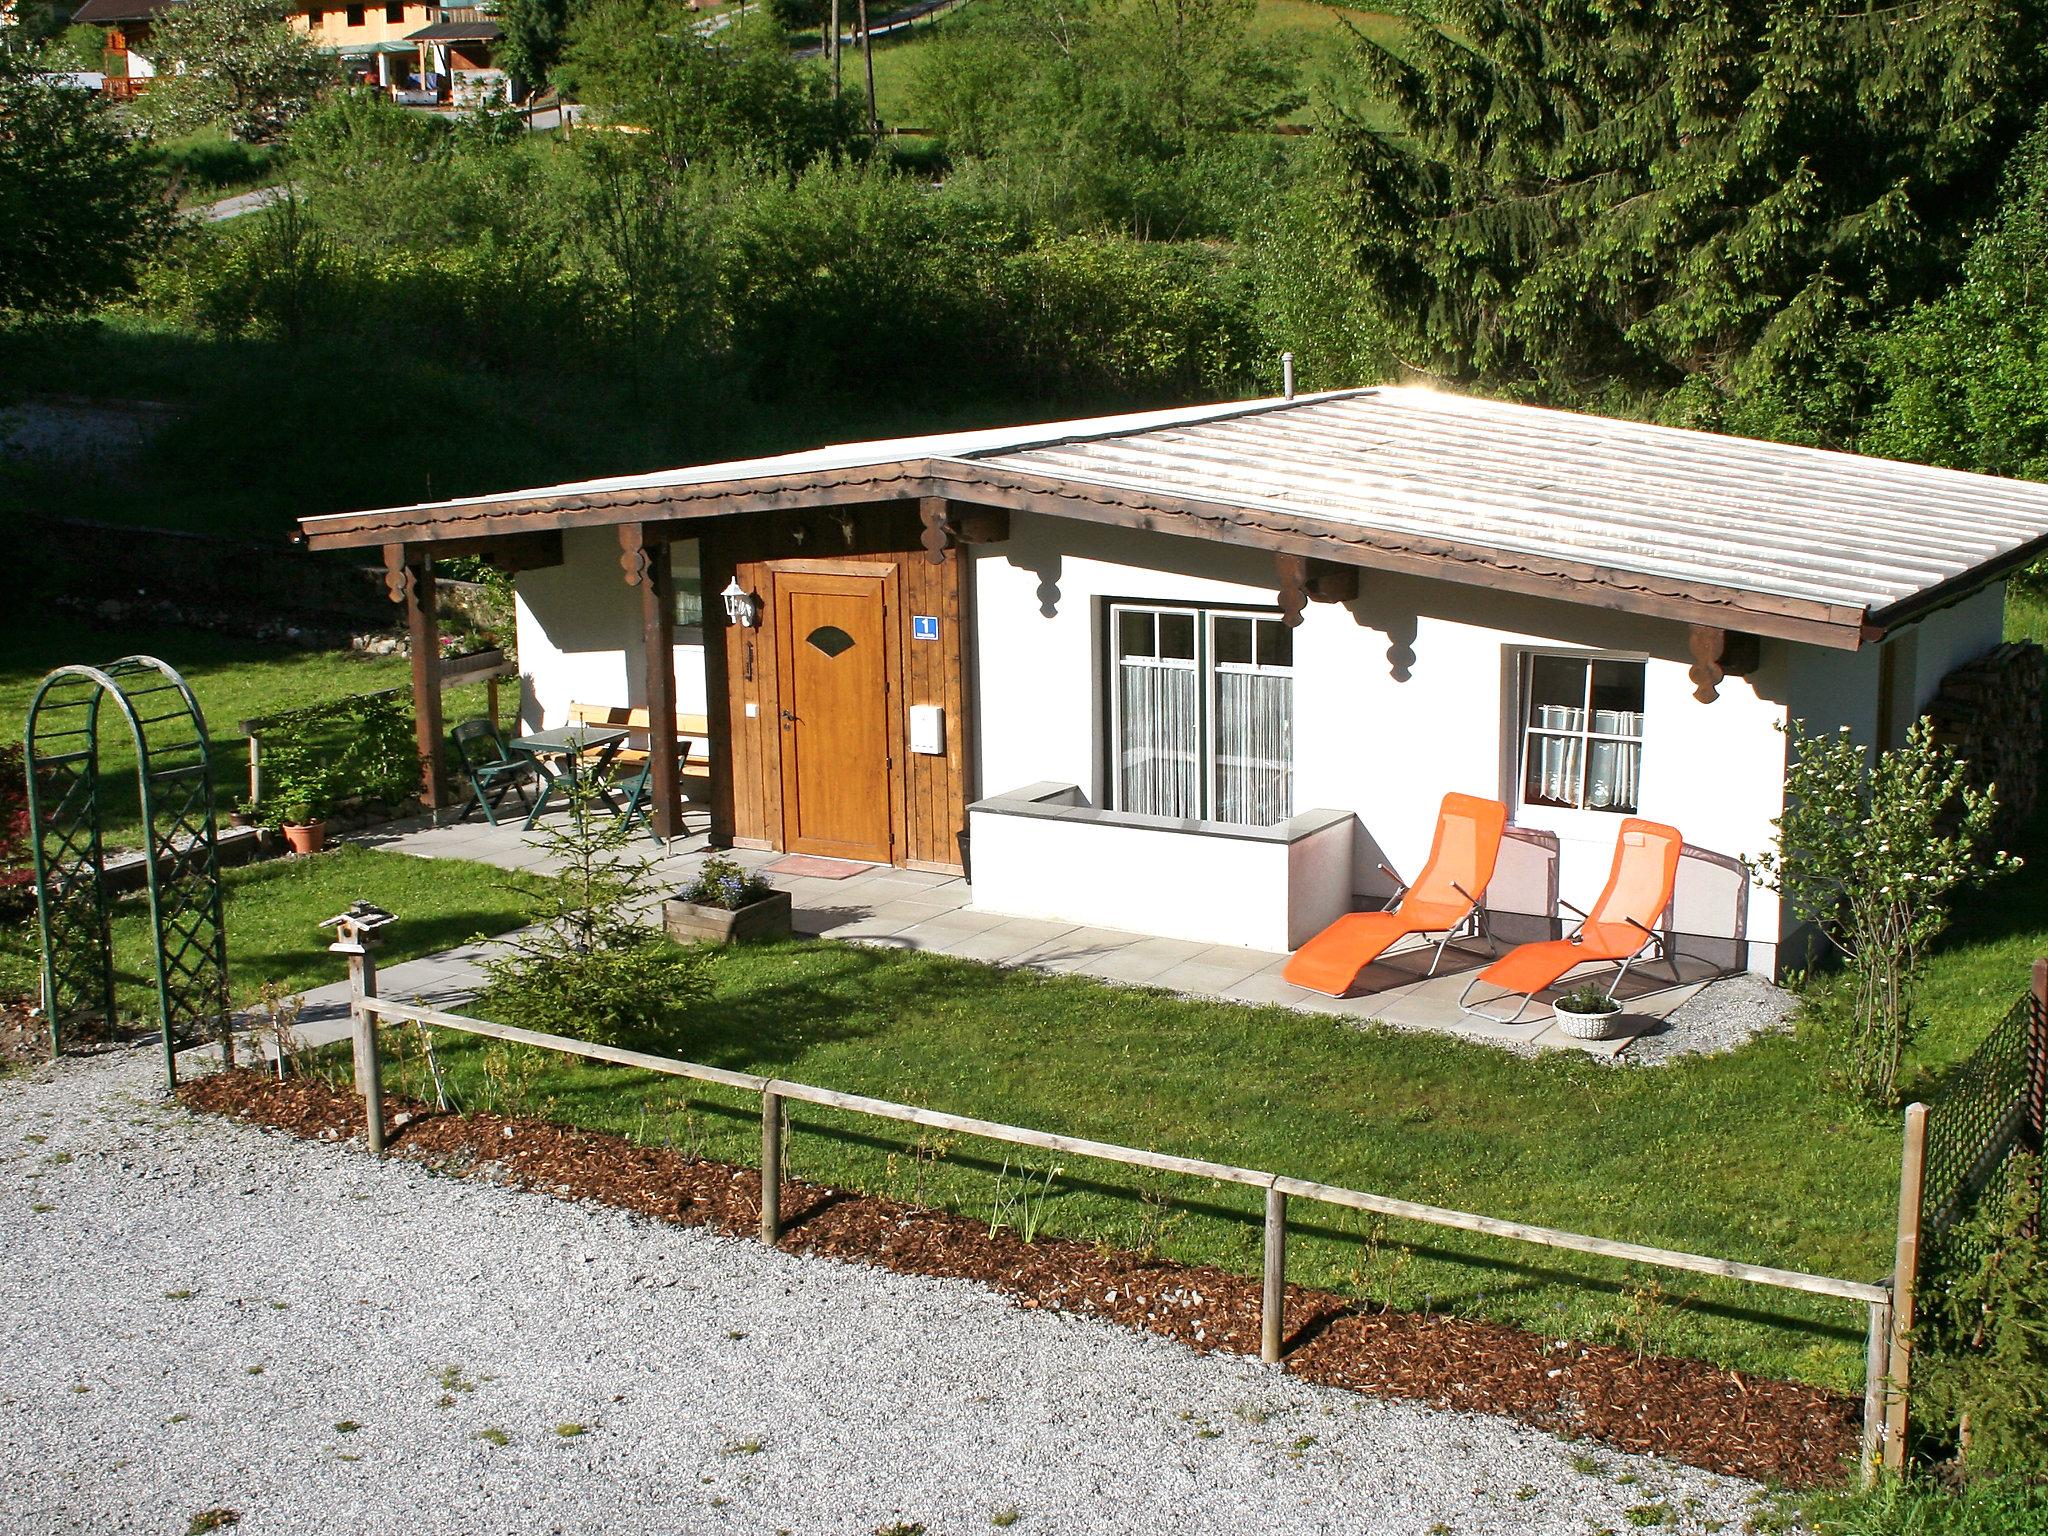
281 820 327 855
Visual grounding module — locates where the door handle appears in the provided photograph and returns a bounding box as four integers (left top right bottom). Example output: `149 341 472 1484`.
780 709 798 723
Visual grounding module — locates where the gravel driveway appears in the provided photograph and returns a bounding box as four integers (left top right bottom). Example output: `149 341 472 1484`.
2 1050 1779 1536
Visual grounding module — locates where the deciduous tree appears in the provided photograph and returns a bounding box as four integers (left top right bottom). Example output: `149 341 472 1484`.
136 0 334 143
0 50 173 318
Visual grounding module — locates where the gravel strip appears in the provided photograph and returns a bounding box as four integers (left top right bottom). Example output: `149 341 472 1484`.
2 1050 1783 1536
1619 974 1800 1066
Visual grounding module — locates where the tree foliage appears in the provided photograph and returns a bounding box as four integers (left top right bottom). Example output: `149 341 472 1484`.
1858 112 2048 481
495 0 579 93
1752 719 2015 1107
1323 0 2048 403
135 0 335 143
559 0 854 174
0 50 173 318
910 0 1299 236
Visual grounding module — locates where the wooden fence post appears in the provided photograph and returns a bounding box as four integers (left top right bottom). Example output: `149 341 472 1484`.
1261 1183 1286 1365
1862 1295 1892 1487
760 1089 782 1245
2027 960 2047 1236
1883 1101 1930 1472
346 941 385 1157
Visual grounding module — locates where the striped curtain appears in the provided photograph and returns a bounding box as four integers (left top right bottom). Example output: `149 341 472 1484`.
1214 671 1292 825
1118 662 1201 817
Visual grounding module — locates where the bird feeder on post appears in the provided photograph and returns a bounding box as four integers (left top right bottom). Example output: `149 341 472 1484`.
320 902 398 1154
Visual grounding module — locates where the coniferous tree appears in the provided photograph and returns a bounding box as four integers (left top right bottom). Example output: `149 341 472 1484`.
1322 0 2047 406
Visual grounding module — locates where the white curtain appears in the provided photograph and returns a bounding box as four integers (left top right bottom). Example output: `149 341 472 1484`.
1119 662 1200 817
1529 706 1643 810
1213 671 1292 825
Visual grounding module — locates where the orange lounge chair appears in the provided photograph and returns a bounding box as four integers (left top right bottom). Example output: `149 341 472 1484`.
1458 817 1684 1025
1283 794 1509 997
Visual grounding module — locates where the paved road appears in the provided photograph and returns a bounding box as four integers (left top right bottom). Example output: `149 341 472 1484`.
0 1051 1777 1535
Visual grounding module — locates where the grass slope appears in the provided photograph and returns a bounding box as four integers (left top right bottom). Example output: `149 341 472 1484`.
0 618 496 850
1 845 538 1020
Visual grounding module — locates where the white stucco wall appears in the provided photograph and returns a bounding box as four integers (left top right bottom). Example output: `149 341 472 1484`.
971 513 1803 969
513 528 710 732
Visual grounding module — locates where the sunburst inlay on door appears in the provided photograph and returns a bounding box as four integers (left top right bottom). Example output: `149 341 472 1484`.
805 624 856 658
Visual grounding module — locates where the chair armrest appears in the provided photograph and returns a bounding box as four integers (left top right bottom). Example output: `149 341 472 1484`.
1558 898 1589 919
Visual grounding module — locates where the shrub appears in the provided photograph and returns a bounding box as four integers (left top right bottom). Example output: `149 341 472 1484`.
1916 1156 2048 1478
0 745 33 923
1751 718 2016 1106
254 693 420 821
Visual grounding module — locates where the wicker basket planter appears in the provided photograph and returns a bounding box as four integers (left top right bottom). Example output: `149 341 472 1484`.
1553 996 1624 1039
664 889 793 945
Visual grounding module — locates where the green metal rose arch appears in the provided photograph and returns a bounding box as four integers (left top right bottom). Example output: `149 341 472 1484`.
24 656 229 1089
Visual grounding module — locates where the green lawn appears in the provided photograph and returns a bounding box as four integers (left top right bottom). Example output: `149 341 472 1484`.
0 617 496 852
1 845 539 1022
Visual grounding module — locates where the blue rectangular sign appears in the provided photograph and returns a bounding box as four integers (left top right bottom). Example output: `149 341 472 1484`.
912 614 940 641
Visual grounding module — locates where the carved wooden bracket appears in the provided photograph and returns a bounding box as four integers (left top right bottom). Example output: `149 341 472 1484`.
1686 626 1762 702
1274 554 1361 628
920 498 1011 564
919 497 951 564
618 523 652 588
381 544 415 606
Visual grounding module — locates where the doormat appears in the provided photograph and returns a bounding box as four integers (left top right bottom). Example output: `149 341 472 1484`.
761 855 875 880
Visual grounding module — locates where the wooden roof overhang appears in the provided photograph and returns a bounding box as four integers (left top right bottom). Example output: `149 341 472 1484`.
300 456 2046 654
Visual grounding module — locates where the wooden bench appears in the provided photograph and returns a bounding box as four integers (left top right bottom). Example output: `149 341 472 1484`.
568 703 713 795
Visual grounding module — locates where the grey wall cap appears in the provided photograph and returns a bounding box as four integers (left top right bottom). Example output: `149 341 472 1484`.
968 784 1353 846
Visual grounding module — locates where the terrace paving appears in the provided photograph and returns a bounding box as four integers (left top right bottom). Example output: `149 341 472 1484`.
264 808 1706 1059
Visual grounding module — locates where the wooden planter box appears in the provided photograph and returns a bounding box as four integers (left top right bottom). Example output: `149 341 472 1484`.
664 889 792 945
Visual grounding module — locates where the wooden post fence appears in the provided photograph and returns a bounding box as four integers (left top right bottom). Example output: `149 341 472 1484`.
341 986 1895 1459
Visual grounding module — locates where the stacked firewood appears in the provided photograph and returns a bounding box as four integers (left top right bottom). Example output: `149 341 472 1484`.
1925 640 2046 846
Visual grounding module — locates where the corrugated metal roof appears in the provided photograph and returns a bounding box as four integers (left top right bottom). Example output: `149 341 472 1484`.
968 389 2048 614
298 386 2048 634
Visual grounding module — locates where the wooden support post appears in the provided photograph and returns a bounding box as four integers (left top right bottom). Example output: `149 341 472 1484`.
346 942 385 1156
698 528 738 849
246 731 262 810
620 524 682 842
387 545 447 811
760 1089 782 1245
1261 1184 1286 1365
1884 1101 1930 1472
1862 1295 1892 1486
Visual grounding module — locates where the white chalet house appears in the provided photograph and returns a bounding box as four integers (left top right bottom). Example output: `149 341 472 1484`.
300 387 2048 983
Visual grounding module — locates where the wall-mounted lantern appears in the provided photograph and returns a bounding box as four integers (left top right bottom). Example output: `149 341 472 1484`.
721 577 758 629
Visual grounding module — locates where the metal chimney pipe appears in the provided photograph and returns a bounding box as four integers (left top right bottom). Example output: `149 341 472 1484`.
1282 352 1295 400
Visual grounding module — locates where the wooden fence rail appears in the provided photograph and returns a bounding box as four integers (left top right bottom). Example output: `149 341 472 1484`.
327 946 1909 1484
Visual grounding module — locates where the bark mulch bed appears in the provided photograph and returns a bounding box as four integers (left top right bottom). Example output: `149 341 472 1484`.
179 1068 1860 1489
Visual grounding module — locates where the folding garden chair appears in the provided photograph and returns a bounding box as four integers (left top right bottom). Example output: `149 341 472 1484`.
448 718 539 827
1283 793 1509 997
611 742 693 839
1458 817 1684 1025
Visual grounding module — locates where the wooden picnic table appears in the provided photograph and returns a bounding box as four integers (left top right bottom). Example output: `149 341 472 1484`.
510 725 631 829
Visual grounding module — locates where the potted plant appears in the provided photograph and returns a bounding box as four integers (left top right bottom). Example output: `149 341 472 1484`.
1552 982 1624 1039
267 768 334 855
229 798 260 829
664 854 791 944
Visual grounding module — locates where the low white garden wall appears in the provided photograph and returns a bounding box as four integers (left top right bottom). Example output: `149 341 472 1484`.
966 783 1355 953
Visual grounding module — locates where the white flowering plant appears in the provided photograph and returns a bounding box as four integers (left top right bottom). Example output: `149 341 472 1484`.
1751 717 2018 1106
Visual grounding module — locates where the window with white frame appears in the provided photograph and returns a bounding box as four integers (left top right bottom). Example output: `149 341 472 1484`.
1518 652 1645 814
1109 602 1294 825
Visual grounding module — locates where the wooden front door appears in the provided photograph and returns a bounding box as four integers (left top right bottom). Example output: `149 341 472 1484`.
773 569 896 863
